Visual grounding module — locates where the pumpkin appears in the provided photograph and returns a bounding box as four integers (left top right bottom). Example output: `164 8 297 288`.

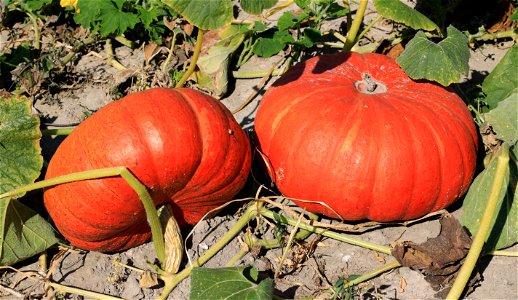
44 88 251 252
254 52 478 221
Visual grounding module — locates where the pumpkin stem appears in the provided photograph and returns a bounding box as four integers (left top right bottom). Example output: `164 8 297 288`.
355 73 387 95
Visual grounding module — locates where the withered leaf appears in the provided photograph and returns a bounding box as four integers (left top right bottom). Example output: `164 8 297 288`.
391 216 477 292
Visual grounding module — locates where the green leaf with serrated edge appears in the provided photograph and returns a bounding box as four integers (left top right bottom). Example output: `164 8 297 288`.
374 0 439 31
485 93 518 145
396 25 469 86
0 96 43 196
241 0 278 15
482 45 518 109
190 266 274 300
0 200 59 265
162 0 232 30
461 145 517 251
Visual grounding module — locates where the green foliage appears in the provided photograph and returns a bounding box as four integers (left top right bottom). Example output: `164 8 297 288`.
481 45 518 109
240 0 278 15
485 94 518 146
461 145 517 251
0 200 59 265
0 95 57 265
190 266 273 300
332 275 360 300
162 0 233 30
73 0 173 41
250 0 344 58
374 0 439 31
396 25 470 86
0 96 43 195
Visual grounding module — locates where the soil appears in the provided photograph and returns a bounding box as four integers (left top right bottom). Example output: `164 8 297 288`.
1 2 517 300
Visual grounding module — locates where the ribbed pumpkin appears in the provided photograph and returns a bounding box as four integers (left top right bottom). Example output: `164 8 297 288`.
254 52 478 221
44 88 251 252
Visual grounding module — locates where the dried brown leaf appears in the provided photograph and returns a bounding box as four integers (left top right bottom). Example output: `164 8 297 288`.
391 215 477 292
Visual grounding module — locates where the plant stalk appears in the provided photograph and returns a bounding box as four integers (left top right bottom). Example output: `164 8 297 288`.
446 144 510 299
260 208 392 255
0 167 165 268
41 128 74 136
175 28 203 88
343 0 369 52
158 202 261 299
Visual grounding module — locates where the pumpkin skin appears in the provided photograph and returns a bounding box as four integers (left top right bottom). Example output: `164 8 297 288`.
44 88 251 252
254 52 478 222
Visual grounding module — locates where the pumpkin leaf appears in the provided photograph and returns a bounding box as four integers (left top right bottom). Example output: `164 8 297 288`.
0 95 43 196
240 0 278 15
161 0 232 30
484 93 518 146
0 199 59 266
460 145 518 251
396 25 470 86
481 45 518 109
190 266 274 300
374 0 439 32
195 24 247 97
0 95 57 265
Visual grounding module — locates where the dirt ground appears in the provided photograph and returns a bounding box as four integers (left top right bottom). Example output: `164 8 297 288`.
1 2 517 300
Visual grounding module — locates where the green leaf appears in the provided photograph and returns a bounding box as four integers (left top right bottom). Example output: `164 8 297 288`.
162 0 232 30
0 95 43 195
396 25 470 86
252 29 293 57
298 28 322 48
240 0 278 15
461 146 518 251
481 45 518 109
324 2 349 18
190 266 274 300
485 94 518 146
277 11 308 31
294 0 311 9
0 200 59 266
374 0 439 31
0 95 56 265
511 10 518 21
195 25 246 96
26 0 52 11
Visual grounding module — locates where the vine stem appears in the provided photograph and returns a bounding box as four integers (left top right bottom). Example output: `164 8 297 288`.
446 144 510 299
106 39 127 71
343 260 401 288
175 28 204 88
260 208 392 255
162 29 181 75
0 167 165 268
343 0 369 52
41 128 74 136
158 203 261 299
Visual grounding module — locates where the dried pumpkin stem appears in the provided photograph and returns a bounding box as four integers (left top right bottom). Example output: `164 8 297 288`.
175 28 204 88
446 144 510 300
260 208 392 255
0 167 166 268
